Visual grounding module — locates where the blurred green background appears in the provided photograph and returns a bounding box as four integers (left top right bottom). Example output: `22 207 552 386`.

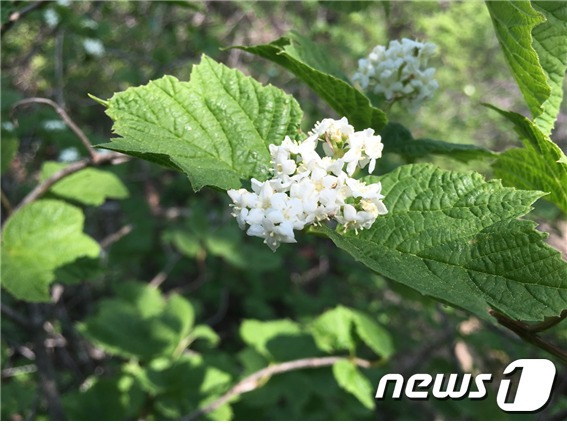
1 0 566 420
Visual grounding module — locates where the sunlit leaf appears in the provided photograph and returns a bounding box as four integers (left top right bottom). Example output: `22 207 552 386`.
486 1 567 134
40 161 129 206
321 164 567 321
97 55 303 191
1 200 99 302
332 359 374 410
489 106 567 214
79 283 195 360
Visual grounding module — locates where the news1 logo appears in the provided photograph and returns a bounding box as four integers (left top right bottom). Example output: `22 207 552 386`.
375 359 556 412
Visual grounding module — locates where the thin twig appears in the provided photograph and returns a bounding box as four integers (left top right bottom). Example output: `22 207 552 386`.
12 153 126 214
149 252 182 288
16 159 89 209
8 97 128 214
1 364 38 378
31 305 66 420
54 31 66 107
205 287 230 326
100 224 133 250
490 310 567 364
11 97 98 161
54 295 97 378
168 251 208 295
1 302 32 329
182 356 374 420
1 189 13 215
528 309 567 333
291 256 330 285
1 0 49 35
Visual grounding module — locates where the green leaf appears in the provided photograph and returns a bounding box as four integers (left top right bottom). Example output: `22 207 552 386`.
233 32 388 131
350 310 394 359
310 305 393 358
1 372 37 420
202 400 233 421
128 354 232 419
162 205 208 258
114 281 167 318
485 1 547 115
63 374 145 421
189 324 221 348
532 2 567 134
167 294 195 344
310 306 356 353
320 164 567 322
1 200 100 302
332 359 374 410
204 224 282 271
240 319 302 359
40 161 129 206
382 123 495 162
164 228 202 258
54 256 103 285
166 220 282 271
486 1 567 134
97 55 302 191
238 347 269 376
79 283 195 360
489 106 567 214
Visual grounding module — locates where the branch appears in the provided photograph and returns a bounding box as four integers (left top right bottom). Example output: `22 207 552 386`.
54 31 66 107
31 305 65 420
16 158 89 211
11 97 99 161
100 224 133 250
528 309 567 333
149 252 182 288
7 98 129 215
1 302 32 329
1 364 38 378
1 1 49 35
182 356 373 420
490 310 567 364
291 256 330 285
12 153 126 214
205 287 230 326
1 189 13 215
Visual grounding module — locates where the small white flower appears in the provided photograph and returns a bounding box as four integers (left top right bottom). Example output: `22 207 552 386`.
44 9 60 28
312 117 354 142
83 38 105 57
295 135 320 164
352 38 438 110
235 208 249 230
227 117 388 251
246 208 265 226
82 19 99 30
58 147 81 163
2 122 15 132
43 119 66 131
360 130 383 174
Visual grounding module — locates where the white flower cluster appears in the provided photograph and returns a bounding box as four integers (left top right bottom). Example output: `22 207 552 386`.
228 118 388 251
352 38 438 110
